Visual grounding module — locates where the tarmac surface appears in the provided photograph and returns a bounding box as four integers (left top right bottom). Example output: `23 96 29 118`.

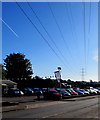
1 95 99 113
2 95 99 119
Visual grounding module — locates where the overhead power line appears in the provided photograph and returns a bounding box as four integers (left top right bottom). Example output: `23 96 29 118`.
64 3 82 67
66 3 80 55
88 1 91 33
15 1 76 77
87 1 91 67
83 2 87 70
26 1 74 70
48 2 74 60
48 2 83 75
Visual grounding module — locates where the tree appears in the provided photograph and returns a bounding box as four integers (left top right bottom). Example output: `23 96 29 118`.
4 53 33 81
34 76 44 88
0 64 7 80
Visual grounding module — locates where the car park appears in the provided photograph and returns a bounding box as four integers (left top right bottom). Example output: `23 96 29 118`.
8 88 24 97
97 87 100 91
74 89 84 95
43 89 62 100
66 88 78 95
22 88 34 96
84 89 91 94
89 89 97 94
92 88 100 94
56 88 71 98
79 89 90 95
89 88 98 94
33 88 43 95
84 88 97 95
42 88 48 93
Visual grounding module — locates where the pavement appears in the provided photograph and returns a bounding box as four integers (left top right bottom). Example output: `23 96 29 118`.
1 95 99 113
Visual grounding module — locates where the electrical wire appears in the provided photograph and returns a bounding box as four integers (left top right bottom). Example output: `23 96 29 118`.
64 3 83 69
26 1 75 71
82 1 87 71
86 1 91 74
15 1 76 77
48 2 74 61
66 3 81 59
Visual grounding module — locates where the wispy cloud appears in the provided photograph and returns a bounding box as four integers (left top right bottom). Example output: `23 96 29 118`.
0 18 19 38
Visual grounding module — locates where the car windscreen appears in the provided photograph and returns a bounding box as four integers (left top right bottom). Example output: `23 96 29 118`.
69 89 75 92
24 88 32 91
49 91 58 93
80 89 85 92
14 90 20 93
61 90 68 93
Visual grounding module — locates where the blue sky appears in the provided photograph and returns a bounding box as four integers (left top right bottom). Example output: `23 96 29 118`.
2 2 98 81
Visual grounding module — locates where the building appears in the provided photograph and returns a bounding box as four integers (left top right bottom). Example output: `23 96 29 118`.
0 80 17 96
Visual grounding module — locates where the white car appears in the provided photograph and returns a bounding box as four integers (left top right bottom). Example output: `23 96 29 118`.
79 89 90 95
92 88 100 94
89 88 98 94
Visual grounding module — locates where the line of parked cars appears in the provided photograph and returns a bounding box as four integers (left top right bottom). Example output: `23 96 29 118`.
5 87 100 99
6 88 43 97
43 87 100 100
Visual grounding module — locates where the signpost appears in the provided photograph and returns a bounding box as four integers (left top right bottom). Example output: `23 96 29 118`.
54 67 62 92
54 67 62 99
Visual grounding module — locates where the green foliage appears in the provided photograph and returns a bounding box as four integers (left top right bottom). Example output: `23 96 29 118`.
0 64 7 80
4 53 33 81
17 76 56 89
45 78 55 88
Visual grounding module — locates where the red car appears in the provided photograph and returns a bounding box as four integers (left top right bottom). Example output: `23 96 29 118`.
66 88 78 95
43 90 62 100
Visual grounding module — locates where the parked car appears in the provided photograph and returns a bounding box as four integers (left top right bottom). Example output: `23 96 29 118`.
56 88 71 98
22 88 34 96
33 88 43 95
66 88 78 95
43 90 62 100
96 87 100 90
74 89 84 95
92 88 100 94
42 88 48 92
89 88 98 94
8 88 24 97
79 89 90 95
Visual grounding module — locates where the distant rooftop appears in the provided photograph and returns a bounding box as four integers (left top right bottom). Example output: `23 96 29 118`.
0 80 17 85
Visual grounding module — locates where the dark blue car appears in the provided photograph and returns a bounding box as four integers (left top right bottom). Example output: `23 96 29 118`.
74 89 84 95
33 88 43 95
22 88 34 96
8 88 24 97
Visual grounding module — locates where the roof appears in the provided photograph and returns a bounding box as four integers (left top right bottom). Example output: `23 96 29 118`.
0 83 7 86
0 80 17 85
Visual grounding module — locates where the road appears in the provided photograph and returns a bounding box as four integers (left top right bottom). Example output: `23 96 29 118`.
2 97 99 119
